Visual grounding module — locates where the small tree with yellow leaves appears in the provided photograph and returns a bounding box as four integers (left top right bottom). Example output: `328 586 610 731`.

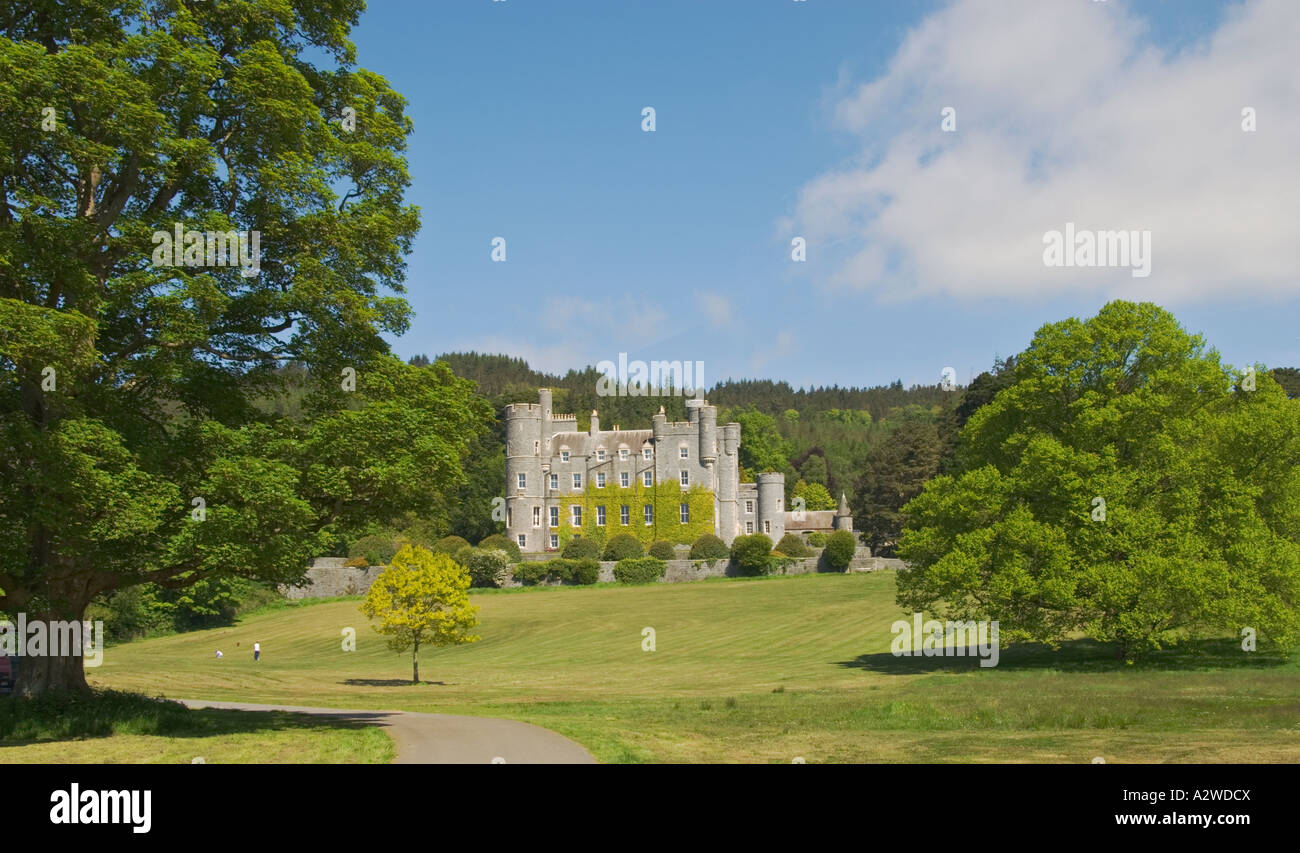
360 545 481 684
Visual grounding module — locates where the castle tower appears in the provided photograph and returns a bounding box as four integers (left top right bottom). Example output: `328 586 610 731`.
756 472 786 542
503 392 546 552
833 492 853 533
717 422 740 542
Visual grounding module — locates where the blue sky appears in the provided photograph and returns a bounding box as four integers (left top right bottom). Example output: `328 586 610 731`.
350 0 1298 389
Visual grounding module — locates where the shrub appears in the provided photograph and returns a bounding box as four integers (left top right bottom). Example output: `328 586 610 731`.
461 547 510 588
613 557 667 585
647 540 677 560
730 533 773 576
562 537 602 560
344 556 369 568
349 532 400 566
478 533 522 562
689 533 730 560
571 558 601 585
602 533 644 561
775 533 812 558
806 531 827 548
512 558 583 585
432 535 471 556
824 529 858 570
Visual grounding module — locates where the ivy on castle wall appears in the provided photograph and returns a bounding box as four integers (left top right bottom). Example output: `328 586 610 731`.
556 483 715 549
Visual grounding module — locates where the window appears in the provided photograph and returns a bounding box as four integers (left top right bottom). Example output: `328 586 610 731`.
549 535 559 549
643 471 653 487
549 474 558 491
549 506 559 527
532 506 541 528
596 472 606 488
619 448 629 461
745 500 753 513
620 505 629 525
561 450 570 462
506 507 512 527
746 521 754 534
534 441 540 453
679 446 689 459
572 473 582 489
517 533 526 548
597 506 606 526
572 506 582 526
763 521 771 534
620 472 629 488
597 449 606 461
643 447 652 460
517 472 526 490
680 503 690 523
679 471 689 486
643 505 653 525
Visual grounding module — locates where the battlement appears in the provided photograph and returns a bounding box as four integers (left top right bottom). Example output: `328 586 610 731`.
505 402 544 414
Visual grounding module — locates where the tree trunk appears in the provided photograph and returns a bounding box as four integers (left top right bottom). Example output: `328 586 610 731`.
412 639 419 685
13 607 93 696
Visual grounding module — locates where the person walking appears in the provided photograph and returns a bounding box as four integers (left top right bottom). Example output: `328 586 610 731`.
253 642 261 662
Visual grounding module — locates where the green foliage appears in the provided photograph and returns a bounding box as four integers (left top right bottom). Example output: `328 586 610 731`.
0 4 504 693
823 530 858 570
602 533 644 561
648 540 677 560
477 534 522 563
730 534 773 576
460 547 510 589
360 546 480 683
432 536 472 556
556 484 716 549
349 532 401 566
613 557 667 585
806 532 827 547
775 534 813 558
511 558 596 585
570 558 601 585
898 301 1300 659
727 408 793 475
851 421 943 556
688 533 730 560
562 537 602 560
792 480 836 511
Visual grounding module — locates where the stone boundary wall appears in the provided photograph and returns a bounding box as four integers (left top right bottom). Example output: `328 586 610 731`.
284 552 907 599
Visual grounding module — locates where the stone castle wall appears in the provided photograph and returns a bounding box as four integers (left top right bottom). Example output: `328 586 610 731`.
283 552 905 599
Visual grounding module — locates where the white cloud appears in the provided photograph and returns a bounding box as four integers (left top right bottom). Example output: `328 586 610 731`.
695 291 734 328
792 0 1300 302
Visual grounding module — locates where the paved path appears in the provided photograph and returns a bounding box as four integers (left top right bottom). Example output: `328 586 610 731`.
181 700 597 764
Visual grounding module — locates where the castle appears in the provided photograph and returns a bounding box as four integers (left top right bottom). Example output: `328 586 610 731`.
504 389 852 553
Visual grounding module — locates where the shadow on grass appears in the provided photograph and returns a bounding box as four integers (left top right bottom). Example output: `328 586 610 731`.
341 678 447 687
0 690 384 746
838 637 1294 674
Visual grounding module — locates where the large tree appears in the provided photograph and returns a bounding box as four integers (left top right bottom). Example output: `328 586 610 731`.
897 302 1300 659
0 1 489 693
851 420 943 556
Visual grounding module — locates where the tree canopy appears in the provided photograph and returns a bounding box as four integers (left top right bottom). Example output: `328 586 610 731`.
897 301 1300 659
0 1 492 693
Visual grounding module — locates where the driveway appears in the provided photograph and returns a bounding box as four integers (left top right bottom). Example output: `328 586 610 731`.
180 700 598 764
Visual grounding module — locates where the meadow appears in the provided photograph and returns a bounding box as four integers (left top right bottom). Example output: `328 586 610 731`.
72 571 1300 763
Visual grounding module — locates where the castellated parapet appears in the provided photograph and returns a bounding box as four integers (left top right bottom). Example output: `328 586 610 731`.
503 389 850 553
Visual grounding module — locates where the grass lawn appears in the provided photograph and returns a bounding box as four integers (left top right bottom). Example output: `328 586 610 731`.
0 694 394 764
89 571 1300 763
